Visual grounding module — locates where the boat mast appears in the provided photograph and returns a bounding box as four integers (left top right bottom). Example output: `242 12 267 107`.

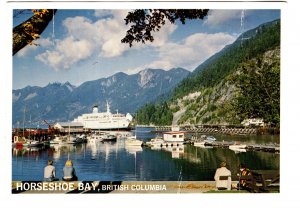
17 121 20 136
68 125 70 141
29 114 31 141
106 101 110 113
22 107 26 138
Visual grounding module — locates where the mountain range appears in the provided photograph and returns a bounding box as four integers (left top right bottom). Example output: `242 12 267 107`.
13 19 280 128
12 68 190 127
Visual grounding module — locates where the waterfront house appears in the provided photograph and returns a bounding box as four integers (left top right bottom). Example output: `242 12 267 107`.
163 127 186 143
241 118 264 127
53 122 85 133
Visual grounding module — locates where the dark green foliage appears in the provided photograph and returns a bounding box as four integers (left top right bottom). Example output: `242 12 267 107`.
136 102 173 125
216 100 240 124
202 116 212 124
235 54 280 126
171 20 280 100
122 9 209 47
207 103 217 112
136 19 280 126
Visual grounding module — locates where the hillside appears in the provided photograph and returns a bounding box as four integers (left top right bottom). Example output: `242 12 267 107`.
136 19 280 126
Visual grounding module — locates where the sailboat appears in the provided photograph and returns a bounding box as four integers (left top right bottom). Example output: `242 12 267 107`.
125 112 143 146
27 115 43 147
13 107 28 147
65 125 77 144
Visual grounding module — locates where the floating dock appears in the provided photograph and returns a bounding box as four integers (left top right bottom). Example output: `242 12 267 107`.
191 140 279 153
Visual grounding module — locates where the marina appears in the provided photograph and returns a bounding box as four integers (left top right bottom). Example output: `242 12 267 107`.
12 127 279 182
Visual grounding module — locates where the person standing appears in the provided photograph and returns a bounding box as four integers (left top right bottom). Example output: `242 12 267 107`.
214 161 232 190
44 160 57 182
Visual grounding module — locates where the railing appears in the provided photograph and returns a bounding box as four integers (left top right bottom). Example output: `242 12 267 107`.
232 170 280 193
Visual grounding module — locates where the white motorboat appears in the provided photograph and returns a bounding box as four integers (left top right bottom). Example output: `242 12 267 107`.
145 138 165 147
206 136 216 142
125 135 143 146
229 143 247 153
193 141 206 147
73 134 87 144
88 134 103 144
28 140 43 147
50 136 65 144
229 144 247 150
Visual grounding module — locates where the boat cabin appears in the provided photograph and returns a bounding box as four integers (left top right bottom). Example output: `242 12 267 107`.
163 131 185 142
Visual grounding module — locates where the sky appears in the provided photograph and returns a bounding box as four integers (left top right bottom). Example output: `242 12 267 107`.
13 9 280 89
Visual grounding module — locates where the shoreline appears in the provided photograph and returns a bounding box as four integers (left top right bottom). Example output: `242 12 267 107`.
12 181 242 194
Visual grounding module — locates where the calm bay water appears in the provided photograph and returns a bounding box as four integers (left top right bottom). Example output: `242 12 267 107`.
12 127 279 181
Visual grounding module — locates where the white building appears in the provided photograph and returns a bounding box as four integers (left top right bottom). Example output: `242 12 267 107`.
53 122 84 133
241 118 264 127
163 131 185 143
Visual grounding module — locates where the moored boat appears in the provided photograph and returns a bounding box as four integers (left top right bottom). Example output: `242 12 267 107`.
73 134 87 144
206 136 216 142
229 143 247 153
102 134 117 142
72 102 133 130
12 136 29 147
88 134 103 144
28 140 43 147
50 136 66 144
229 144 247 150
193 141 206 147
125 135 143 146
145 137 165 148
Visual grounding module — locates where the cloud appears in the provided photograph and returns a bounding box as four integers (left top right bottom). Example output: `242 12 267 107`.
35 10 234 72
36 36 94 70
204 10 243 26
127 32 236 73
16 38 53 57
151 21 177 47
36 11 133 70
94 9 129 21
94 10 113 18
36 10 177 70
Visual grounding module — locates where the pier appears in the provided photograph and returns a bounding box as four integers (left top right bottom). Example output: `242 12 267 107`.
138 124 279 135
189 139 280 153
154 125 257 135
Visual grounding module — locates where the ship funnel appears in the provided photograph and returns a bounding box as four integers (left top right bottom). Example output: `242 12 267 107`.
126 113 133 121
92 105 98 113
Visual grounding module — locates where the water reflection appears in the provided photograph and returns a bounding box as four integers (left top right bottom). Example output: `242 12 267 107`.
153 145 185 159
12 128 279 181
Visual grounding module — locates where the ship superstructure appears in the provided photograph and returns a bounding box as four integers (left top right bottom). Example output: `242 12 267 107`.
73 102 133 130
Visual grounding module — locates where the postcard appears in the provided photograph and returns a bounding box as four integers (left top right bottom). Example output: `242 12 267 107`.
10 5 282 195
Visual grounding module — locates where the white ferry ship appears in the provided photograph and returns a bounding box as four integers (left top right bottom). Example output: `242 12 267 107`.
73 102 133 130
